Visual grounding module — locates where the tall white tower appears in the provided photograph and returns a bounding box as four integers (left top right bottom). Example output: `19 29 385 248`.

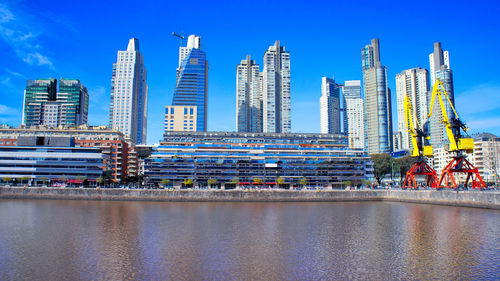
344 80 364 149
109 38 148 144
395 68 429 150
236 55 262 132
262 41 291 133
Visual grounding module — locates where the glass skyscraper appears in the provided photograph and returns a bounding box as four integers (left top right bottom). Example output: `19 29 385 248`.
320 77 342 134
361 38 393 154
22 78 88 128
428 42 455 147
172 35 208 132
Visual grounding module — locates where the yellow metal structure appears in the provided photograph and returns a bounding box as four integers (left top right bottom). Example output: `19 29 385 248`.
427 79 474 152
404 94 433 157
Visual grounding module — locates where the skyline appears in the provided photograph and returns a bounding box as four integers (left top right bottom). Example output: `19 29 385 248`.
0 1 499 144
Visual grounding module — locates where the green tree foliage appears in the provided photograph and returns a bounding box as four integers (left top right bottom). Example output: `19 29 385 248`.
371 153 392 184
161 179 170 187
299 178 308 186
183 179 193 187
343 180 353 186
207 179 218 186
253 178 263 184
230 177 239 184
277 177 285 185
393 156 418 184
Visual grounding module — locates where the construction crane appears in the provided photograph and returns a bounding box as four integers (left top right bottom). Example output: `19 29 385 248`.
402 94 439 189
427 79 486 189
172 32 185 46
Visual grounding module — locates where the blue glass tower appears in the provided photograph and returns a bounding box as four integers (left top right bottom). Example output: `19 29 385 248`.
172 35 208 131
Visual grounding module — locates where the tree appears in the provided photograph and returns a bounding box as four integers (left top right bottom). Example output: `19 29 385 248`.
3 177 11 183
97 177 104 187
371 154 393 185
183 178 193 187
230 177 239 184
299 178 308 187
277 177 285 185
343 180 353 187
253 178 263 184
207 179 218 188
393 156 417 184
161 179 170 188
20 176 31 184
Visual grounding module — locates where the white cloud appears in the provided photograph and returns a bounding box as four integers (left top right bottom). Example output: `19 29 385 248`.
0 3 54 68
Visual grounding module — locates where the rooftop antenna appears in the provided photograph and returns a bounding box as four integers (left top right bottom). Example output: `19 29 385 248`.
172 32 185 46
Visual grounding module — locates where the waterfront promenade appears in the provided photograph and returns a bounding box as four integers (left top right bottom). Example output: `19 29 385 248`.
1 186 499 209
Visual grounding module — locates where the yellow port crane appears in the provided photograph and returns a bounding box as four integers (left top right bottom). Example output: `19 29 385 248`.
402 94 439 189
427 79 486 189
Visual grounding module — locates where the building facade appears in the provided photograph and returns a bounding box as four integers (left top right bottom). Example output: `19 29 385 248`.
320 77 343 135
395 68 429 150
0 136 104 184
164 105 197 132
22 78 89 128
109 38 148 144
343 80 364 149
262 41 291 133
144 131 373 188
236 55 262 132
0 126 135 182
470 133 500 184
172 35 208 132
428 42 455 147
361 39 393 154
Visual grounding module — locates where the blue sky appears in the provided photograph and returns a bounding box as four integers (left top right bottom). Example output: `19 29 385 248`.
0 0 499 144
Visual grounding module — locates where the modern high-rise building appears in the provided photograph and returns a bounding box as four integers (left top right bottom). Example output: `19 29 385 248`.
109 38 148 144
320 77 342 134
395 68 429 150
343 80 364 149
262 41 291 133
361 39 393 154
22 78 89 128
236 55 262 132
428 42 454 147
171 34 208 132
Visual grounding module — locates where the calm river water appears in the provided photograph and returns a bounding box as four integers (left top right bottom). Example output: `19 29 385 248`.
0 200 499 280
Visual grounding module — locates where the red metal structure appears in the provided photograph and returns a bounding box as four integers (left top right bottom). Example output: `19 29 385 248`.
403 161 439 189
439 156 486 189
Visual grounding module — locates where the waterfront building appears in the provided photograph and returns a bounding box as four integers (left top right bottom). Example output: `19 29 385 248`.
262 41 291 133
470 133 500 184
0 126 135 182
172 35 208 132
164 105 197 132
0 136 104 184
236 55 262 132
320 77 343 135
109 38 148 144
22 78 89 128
361 39 393 154
428 42 455 147
395 68 429 150
144 131 373 188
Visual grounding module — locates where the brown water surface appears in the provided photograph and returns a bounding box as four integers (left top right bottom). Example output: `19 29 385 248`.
0 200 499 280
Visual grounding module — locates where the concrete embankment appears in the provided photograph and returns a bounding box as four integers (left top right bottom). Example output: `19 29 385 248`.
0 187 499 209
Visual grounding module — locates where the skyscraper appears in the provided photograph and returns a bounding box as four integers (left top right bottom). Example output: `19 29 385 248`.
395 68 429 149
109 38 148 144
172 34 208 132
344 80 364 149
236 55 262 132
428 42 454 147
22 78 89 128
262 41 291 133
320 77 342 134
361 39 393 154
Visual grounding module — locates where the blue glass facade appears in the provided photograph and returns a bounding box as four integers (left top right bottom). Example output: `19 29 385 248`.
172 49 208 131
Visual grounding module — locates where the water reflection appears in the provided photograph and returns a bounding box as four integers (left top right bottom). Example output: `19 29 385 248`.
0 200 498 280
